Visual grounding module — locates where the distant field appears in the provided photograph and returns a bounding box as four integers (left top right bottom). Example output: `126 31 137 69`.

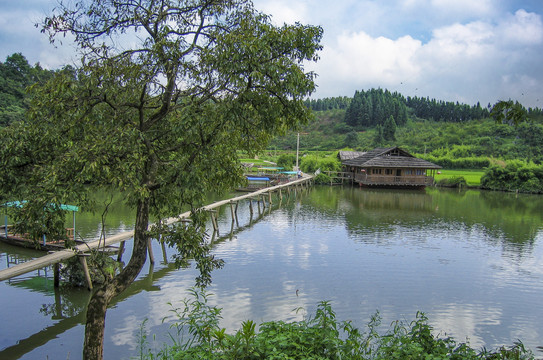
434 169 484 186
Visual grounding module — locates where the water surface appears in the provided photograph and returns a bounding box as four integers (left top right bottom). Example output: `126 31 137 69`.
1 187 542 359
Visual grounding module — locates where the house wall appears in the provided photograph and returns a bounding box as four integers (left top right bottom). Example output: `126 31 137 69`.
352 167 433 186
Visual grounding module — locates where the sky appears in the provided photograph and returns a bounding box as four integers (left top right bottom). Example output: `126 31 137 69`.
1 0 542 108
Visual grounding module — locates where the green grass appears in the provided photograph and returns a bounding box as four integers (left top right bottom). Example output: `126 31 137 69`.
434 169 484 186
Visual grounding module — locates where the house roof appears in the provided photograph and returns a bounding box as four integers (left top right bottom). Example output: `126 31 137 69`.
338 151 367 161
342 147 441 169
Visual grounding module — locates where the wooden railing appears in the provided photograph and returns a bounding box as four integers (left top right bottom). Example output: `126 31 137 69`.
354 174 434 186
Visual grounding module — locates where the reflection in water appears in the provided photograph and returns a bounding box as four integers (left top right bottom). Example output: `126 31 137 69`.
430 303 503 349
1 187 543 358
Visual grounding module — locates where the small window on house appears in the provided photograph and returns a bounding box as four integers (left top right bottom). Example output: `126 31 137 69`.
385 169 393 175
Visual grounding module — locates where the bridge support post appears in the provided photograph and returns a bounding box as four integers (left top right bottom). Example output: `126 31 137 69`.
148 238 155 265
53 262 60 288
77 253 93 291
160 239 168 264
208 210 219 234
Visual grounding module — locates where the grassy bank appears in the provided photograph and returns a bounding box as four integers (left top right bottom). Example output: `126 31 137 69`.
434 169 484 187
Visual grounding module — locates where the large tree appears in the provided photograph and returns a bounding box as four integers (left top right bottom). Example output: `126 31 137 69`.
0 0 322 358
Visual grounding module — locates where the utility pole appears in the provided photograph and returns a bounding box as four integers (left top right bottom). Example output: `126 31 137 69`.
295 132 308 171
296 133 300 171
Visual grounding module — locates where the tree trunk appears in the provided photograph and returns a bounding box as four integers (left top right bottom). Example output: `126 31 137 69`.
83 197 150 360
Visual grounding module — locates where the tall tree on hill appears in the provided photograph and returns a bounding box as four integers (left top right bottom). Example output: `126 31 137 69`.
0 0 322 358
383 115 397 141
0 53 53 126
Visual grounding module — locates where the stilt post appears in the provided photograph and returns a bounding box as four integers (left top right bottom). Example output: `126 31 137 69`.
148 238 155 265
77 253 93 291
117 241 126 262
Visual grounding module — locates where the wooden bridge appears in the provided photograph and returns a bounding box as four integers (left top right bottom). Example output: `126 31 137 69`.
0 175 313 288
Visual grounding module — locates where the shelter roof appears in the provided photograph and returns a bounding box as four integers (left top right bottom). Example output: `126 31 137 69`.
342 147 441 169
2 201 79 212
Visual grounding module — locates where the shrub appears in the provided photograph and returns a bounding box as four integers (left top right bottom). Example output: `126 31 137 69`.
437 176 467 188
417 154 491 169
139 289 535 360
314 172 332 184
300 155 341 173
276 153 296 170
481 160 543 193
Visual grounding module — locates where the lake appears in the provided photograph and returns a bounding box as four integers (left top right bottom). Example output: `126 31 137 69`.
1 186 542 359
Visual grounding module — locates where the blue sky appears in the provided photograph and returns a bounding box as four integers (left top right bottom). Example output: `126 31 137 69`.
1 0 542 108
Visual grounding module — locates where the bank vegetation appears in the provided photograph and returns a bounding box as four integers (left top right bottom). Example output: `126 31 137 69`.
137 289 535 360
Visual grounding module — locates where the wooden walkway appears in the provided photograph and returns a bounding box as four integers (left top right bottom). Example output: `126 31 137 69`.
0 175 313 283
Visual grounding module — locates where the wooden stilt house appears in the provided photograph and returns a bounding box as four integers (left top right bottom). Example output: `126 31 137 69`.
341 147 441 188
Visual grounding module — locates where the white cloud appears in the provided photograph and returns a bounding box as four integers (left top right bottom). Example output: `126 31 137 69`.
426 22 494 59
499 9 543 45
329 32 422 84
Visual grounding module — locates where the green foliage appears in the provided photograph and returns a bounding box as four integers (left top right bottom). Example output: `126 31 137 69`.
139 289 535 360
0 53 54 126
407 96 488 122
490 100 528 125
333 122 354 134
276 153 297 171
382 115 397 141
2 201 71 247
417 154 491 169
345 88 408 129
344 130 359 147
305 96 351 111
314 172 332 184
481 161 543 193
155 212 224 288
300 154 341 173
436 176 467 188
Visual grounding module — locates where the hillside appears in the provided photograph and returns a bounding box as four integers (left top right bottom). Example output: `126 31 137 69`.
269 90 543 165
